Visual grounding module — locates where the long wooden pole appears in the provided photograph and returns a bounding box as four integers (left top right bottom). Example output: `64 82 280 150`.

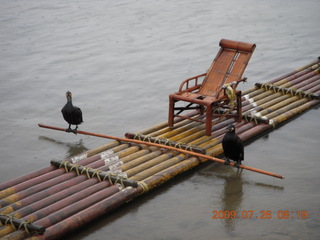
38 124 284 179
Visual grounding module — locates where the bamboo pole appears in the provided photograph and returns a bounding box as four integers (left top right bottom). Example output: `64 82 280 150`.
0 141 119 195
141 156 201 190
268 61 320 84
158 121 203 139
38 124 284 179
0 179 108 237
306 84 320 95
242 73 320 121
242 64 319 101
131 154 187 181
274 67 320 87
258 96 303 117
0 215 45 236
0 171 74 208
264 98 309 120
121 151 163 172
50 160 138 188
0 175 88 215
125 133 206 154
0 166 55 192
25 187 141 240
0 178 99 237
120 121 210 178
138 111 200 136
270 99 320 126
125 152 177 178
0 168 65 200
1 184 119 240
120 149 151 164
291 75 320 90
104 120 206 176
253 95 290 113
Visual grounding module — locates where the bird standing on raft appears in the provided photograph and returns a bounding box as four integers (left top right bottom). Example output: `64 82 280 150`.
222 124 244 168
61 91 83 134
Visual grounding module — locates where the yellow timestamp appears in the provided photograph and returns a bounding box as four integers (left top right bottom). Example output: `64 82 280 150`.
212 210 309 220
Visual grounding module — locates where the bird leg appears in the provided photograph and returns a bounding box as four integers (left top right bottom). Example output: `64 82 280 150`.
66 125 78 134
66 124 73 133
234 160 241 168
224 158 230 165
72 125 79 135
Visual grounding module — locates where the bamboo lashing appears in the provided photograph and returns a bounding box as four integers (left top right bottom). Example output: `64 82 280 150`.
124 132 206 154
50 160 138 188
38 124 284 179
0 214 45 235
255 82 319 99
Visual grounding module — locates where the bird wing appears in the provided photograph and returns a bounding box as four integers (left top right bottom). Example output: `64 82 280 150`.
73 106 83 123
236 136 244 160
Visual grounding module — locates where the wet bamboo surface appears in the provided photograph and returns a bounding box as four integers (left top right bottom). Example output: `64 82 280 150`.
0 57 319 240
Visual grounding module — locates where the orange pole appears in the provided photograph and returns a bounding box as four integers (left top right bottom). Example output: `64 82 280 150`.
38 124 284 179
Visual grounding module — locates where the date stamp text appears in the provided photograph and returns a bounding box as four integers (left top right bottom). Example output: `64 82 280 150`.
212 210 309 220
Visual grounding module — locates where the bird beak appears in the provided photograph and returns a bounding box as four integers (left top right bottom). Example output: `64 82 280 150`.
227 125 234 131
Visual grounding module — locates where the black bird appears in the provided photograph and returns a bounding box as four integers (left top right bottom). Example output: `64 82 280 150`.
222 124 244 168
61 91 83 134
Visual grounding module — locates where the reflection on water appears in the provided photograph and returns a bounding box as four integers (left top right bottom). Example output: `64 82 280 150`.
213 165 285 232
39 136 88 158
220 168 244 231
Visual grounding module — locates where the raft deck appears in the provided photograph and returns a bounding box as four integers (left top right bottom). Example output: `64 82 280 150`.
0 57 319 240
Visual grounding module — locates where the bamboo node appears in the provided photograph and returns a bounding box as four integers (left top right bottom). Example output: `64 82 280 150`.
138 181 149 193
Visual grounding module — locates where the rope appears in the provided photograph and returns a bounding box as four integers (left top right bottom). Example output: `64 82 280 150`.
114 176 125 189
18 221 31 235
258 83 316 100
92 169 102 181
0 214 45 235
59 161 69 173
5 215 16 230
107 173 113 185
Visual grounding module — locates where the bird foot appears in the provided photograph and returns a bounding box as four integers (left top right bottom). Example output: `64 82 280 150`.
234 162 241 168
224 160 230 165
66 128 78 135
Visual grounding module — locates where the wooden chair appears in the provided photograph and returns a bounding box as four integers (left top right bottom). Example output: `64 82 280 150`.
168 39 256 136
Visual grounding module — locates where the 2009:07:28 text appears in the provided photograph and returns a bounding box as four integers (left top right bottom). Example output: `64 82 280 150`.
212 210 309 220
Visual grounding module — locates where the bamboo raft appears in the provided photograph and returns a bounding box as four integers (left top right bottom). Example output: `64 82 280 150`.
0 57 319 240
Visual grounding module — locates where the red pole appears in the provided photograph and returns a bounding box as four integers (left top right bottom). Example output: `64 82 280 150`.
38 124 284 179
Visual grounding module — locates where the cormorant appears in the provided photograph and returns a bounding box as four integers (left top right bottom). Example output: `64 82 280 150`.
222 124 244 168
61 91 83 134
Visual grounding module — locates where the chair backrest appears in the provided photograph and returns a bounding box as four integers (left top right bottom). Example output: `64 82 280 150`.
199 39 256 98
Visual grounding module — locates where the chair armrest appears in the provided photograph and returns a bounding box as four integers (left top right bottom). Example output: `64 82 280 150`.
178 73 207 92
217 77 247 97
222 77 247 90
232 77 247 89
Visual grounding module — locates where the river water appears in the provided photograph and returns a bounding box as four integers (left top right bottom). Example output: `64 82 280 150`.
1 0 319 239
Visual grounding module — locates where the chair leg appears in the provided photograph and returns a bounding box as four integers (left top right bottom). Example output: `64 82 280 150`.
205 104 212 136
168 95 175 127
236 92 242 122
